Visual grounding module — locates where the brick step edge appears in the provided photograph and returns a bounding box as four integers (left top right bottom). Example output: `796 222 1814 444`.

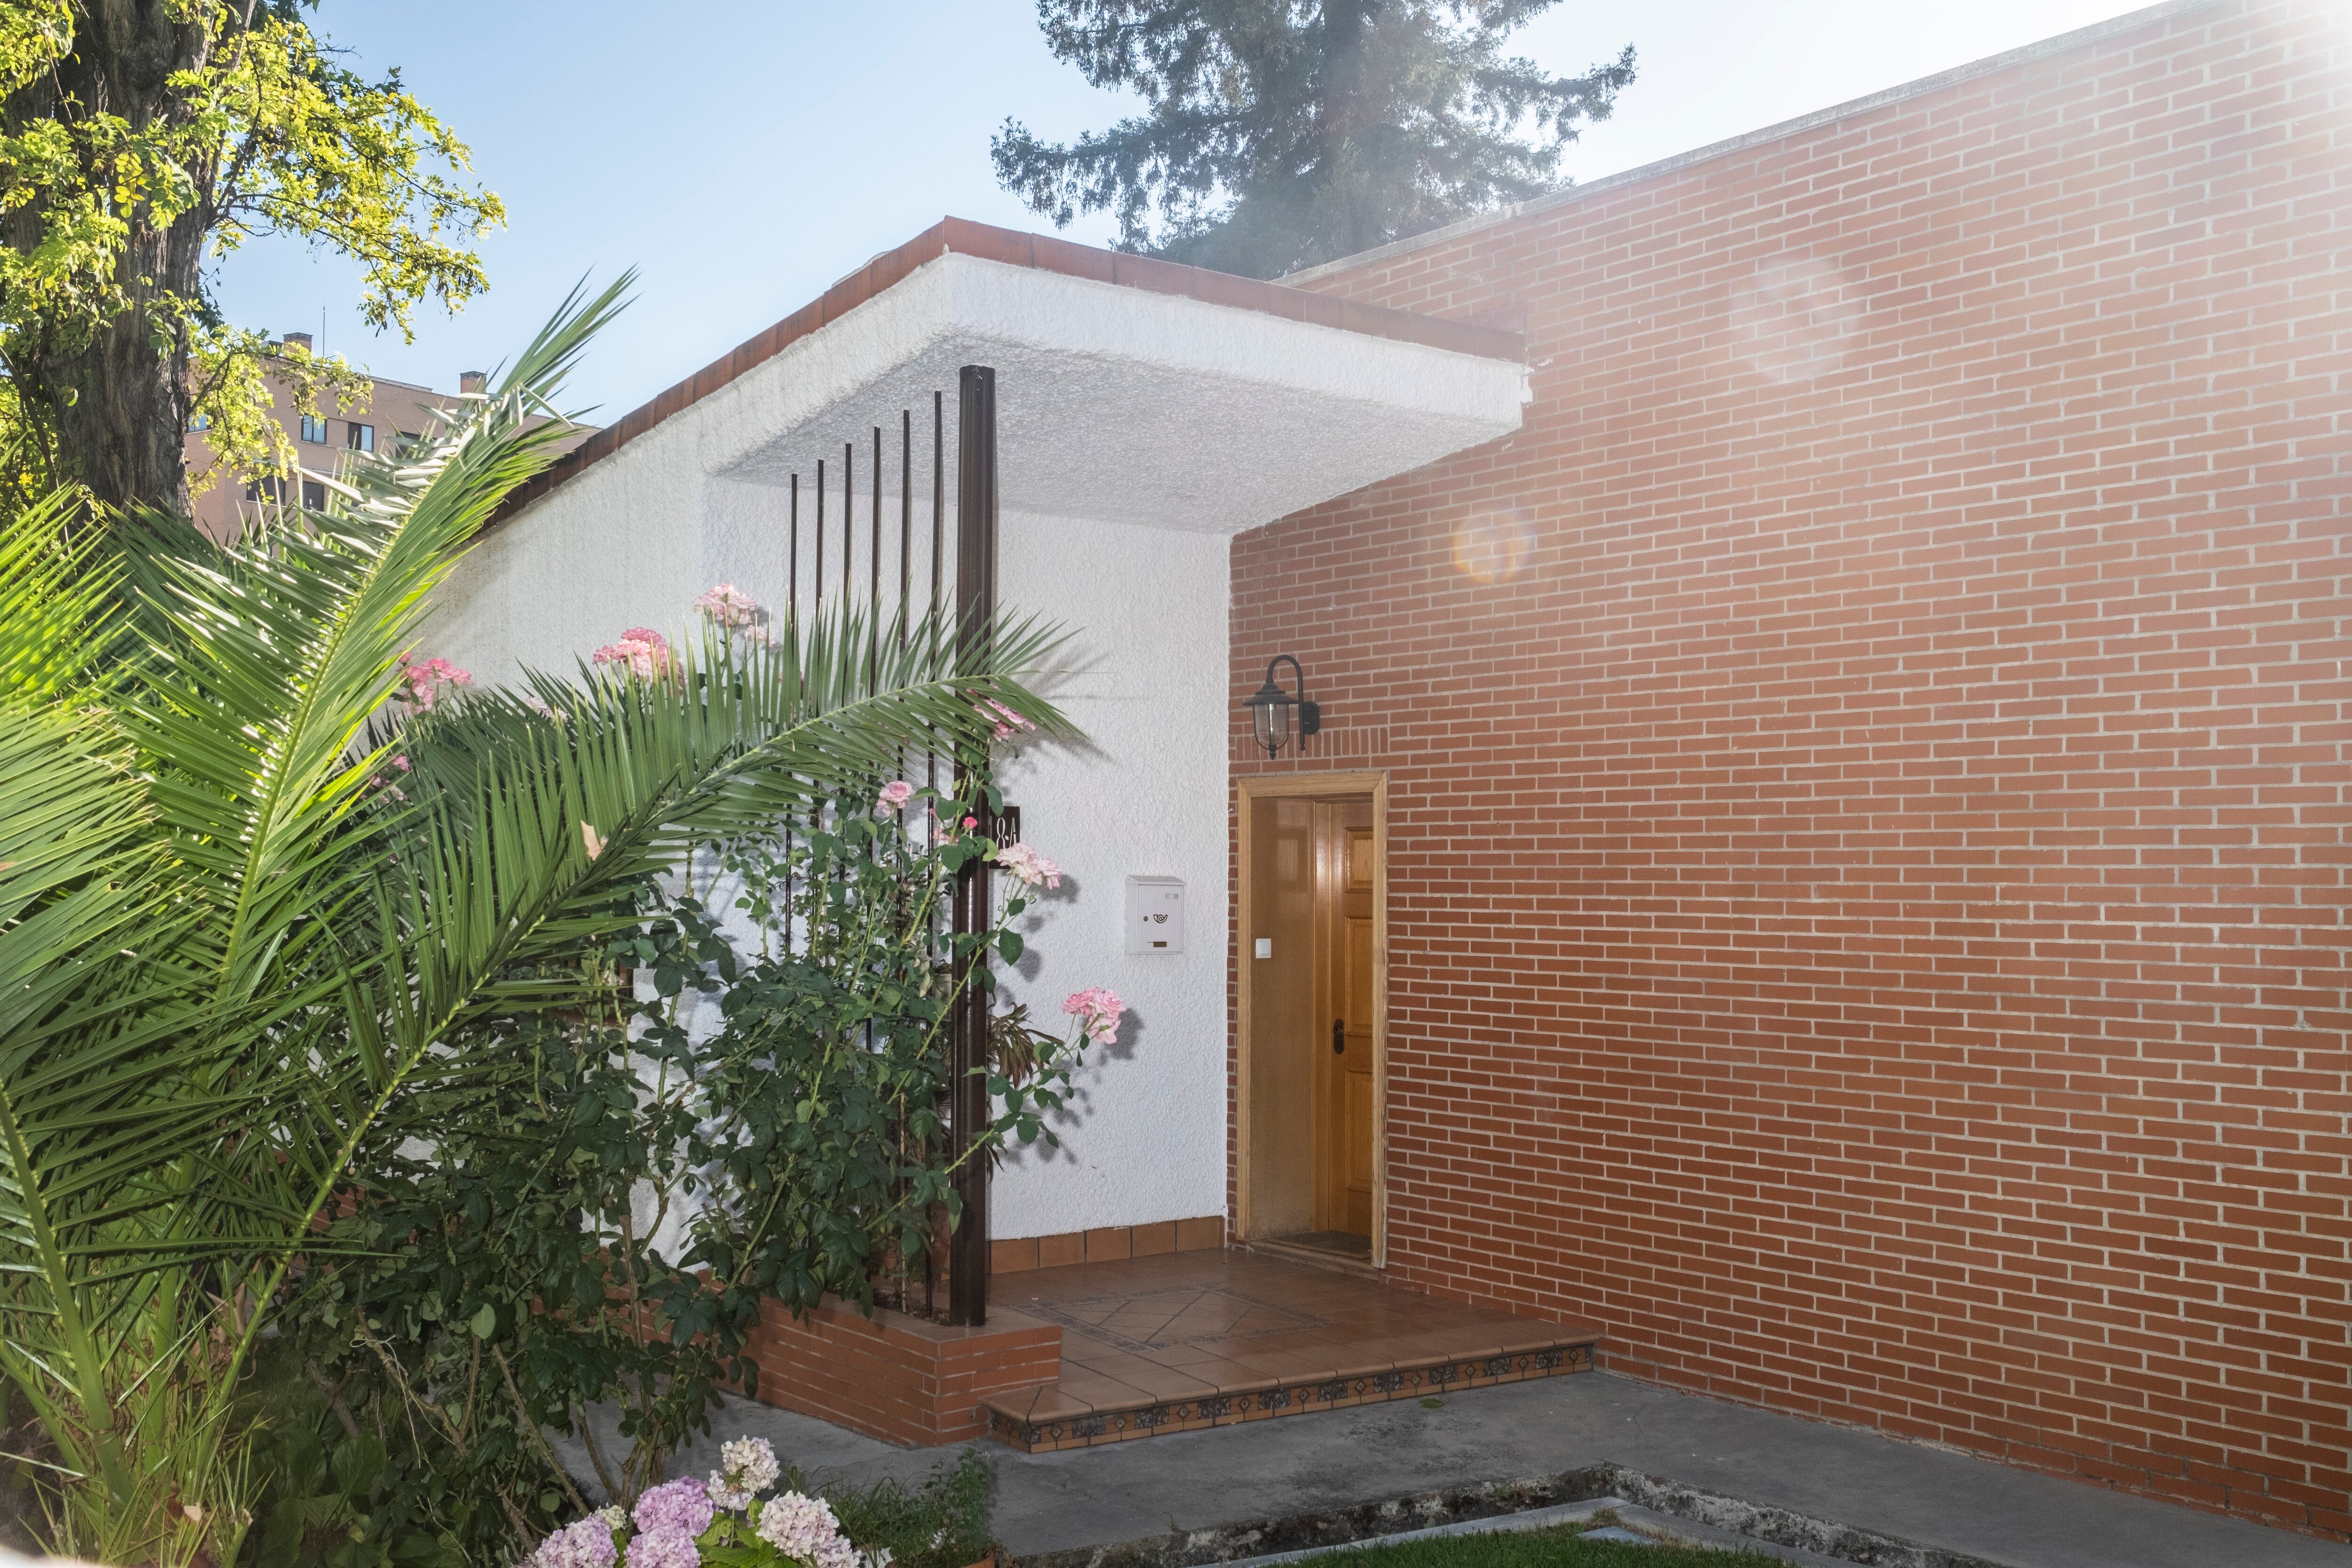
1009 1463 2005 1568
983 1338 1597 1453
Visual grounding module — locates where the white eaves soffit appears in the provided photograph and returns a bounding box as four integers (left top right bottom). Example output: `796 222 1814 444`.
691 253 1528 535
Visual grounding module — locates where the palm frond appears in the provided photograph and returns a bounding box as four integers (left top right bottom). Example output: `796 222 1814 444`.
111 274 633 1016
405 605 1065 1019
257 602 1068 1214
0 279 635 1527
0 488 122 703
0 697 209 1506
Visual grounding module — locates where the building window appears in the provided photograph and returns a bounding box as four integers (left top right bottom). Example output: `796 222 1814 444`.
244 476 282 503
346 422 374 453
299 415 328 443
188 412 211 432
301 479 328 512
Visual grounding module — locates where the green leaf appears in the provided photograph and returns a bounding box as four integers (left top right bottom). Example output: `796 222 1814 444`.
468 1303 496 1338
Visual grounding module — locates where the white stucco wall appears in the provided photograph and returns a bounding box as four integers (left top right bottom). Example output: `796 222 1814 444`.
988 510 1230 1235
439 504 1229 1239
427 246 1520 1241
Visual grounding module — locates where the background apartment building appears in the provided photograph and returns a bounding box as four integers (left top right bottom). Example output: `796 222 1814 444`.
183 336 589 541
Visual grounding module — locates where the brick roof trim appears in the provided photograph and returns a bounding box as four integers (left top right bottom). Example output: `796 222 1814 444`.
495 216 1524 522
1279 0 2230 287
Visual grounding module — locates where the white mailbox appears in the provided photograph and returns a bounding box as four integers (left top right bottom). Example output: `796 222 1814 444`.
1124 876 1185 955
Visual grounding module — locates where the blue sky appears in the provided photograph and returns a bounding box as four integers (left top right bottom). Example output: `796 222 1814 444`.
221 0 2147 419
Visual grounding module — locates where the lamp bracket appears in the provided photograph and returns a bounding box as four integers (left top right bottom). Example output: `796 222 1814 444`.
1245 653 1321 758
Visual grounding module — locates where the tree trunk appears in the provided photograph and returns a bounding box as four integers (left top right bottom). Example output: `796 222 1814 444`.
47 247 205 520
5 2 215 520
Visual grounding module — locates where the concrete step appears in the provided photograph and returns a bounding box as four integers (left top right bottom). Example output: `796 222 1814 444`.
981 1329 1600 1453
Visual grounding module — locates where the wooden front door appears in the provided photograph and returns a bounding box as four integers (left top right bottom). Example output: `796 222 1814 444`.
1238 771 1386 1260
1316 799 1376 1235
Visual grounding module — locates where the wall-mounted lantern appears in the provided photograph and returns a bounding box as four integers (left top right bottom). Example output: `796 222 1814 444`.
1245 654 1321 758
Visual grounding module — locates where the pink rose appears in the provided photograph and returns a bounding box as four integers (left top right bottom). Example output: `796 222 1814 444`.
875 780 914 814
1062 987 1124 1045
397 656 472 710
977 698 1036 741
993 841 1062 889
592 627 672 678
692 583 764 629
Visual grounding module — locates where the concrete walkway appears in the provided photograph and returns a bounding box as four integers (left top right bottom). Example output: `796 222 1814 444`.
563 1371 2352 1568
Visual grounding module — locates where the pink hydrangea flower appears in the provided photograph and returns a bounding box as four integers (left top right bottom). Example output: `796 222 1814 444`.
530 1516 617 1568
874 780 914 815
692 583 764 629
397 656 472 711
593 627 672 678
754 1492 855 1568
993 842 1062 889
623 1532 698 1568
632 1475 713 1540
1063 987 1124 1045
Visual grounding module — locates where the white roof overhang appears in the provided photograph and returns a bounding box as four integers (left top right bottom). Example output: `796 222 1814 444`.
578 251 1527 536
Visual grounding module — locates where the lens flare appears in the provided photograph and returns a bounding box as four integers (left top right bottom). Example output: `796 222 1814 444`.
1450 510 1536 585
1729 254 1863 385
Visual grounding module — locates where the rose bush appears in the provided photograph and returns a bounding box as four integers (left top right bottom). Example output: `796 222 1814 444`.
253 586 1097 1568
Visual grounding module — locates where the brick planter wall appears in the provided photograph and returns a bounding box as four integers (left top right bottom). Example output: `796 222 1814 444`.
1232 0 2350 1541
739 1297 1062 1446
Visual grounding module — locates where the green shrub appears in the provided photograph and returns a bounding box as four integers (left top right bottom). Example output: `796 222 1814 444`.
811 1447 996 1568
249 780 1099 1564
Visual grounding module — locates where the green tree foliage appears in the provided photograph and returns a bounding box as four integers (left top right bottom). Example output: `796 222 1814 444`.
0 0 501 516
993 0 1636 279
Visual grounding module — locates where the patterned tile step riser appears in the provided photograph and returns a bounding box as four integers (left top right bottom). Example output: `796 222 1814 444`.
985 1343 1593 1453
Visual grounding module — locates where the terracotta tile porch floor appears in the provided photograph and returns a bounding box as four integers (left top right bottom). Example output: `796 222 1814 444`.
980 1247 1600 1452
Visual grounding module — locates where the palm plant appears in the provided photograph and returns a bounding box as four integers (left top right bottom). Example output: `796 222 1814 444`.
0 282 1063 1565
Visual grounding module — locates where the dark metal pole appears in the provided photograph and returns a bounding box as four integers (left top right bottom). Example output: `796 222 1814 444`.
814 460 826 616
899 408 912 647
842 441 855 603
931 392 944 629
786 472 799 955
956 369 999 658
927 392 942 796
870 423 883 688
946 364 998 1328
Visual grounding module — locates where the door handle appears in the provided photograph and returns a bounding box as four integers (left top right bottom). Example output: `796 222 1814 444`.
1332 1018 1345 1055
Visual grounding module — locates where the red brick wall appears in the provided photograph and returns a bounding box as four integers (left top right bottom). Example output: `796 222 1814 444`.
1231 0 2350 1540
741 1297 1062 1446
